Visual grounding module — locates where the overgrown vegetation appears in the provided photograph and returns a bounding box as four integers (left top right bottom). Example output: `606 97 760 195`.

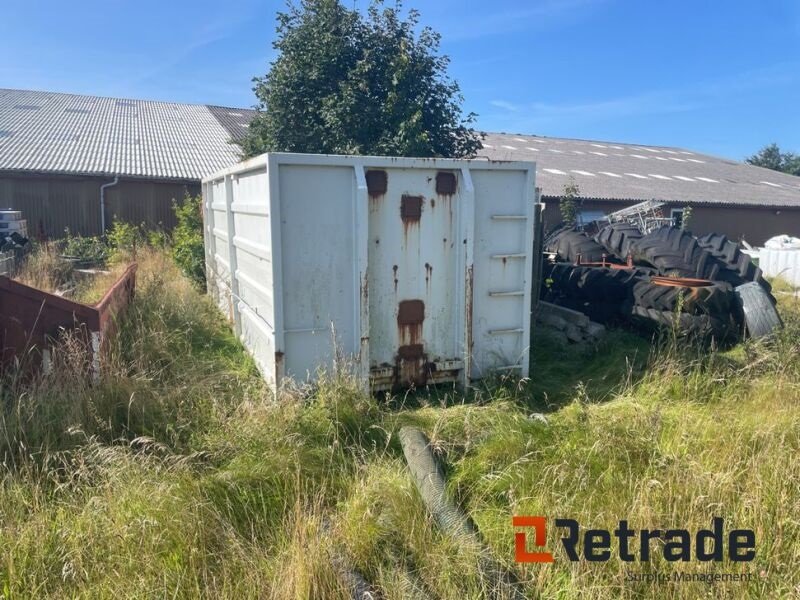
241 0 482 159
1 241 799 598
559 177 581 226
171 194 206 289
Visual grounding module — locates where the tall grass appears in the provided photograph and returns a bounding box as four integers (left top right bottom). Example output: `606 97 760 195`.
1 248 799 598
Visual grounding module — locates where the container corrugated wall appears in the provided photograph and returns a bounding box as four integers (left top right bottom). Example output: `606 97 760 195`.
203 153 538 392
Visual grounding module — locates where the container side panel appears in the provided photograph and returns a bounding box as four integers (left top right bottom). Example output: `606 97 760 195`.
278 164 358 380
470 169 531 377
239 302 276 388
210 178 233 319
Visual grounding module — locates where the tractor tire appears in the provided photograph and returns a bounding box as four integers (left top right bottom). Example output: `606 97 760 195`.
631 279 734 316
543 225 573 249
546 230 611 263
735 282 783 339
628 305 734 342
696 233 773 296
544 264 642 303
594 222 643 261
631 226 720 280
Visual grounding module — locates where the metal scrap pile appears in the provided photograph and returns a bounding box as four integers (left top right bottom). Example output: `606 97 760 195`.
1 230 29 252
0 210 30 276
541 209 782 343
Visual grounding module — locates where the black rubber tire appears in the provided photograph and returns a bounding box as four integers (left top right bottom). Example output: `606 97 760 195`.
735 282 783 339
628 305 734 341
546 230 612 263
631 226 720 280
632 279 734 316
594 223 643 261
544 264 642 303
543 225 573 250
696 233 773 296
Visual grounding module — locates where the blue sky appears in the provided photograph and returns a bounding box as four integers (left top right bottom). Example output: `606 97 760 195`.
1 0 798 159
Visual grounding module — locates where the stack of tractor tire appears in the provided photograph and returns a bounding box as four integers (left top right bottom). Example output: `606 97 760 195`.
543 223 782 343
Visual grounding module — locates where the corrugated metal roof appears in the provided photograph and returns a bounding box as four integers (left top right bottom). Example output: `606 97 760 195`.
0 88 247 181
3 88 799 209
480 133 800 208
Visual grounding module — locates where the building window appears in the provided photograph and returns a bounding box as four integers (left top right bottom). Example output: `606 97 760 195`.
576 210 607 227
670 208 684 228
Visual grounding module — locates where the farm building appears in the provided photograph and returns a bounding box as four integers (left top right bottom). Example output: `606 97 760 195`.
479 133 800 245
2 87 799 244
0 88 255 237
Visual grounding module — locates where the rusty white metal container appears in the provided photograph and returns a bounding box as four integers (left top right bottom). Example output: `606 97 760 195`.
202 153 538 391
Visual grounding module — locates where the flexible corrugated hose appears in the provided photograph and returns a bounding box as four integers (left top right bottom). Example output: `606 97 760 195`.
399 426 529 600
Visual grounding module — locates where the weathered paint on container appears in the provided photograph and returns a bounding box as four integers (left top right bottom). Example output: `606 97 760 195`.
202 153 538 392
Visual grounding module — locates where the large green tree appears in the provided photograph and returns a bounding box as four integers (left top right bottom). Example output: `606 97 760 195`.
746 143 800 176
240 0 482 159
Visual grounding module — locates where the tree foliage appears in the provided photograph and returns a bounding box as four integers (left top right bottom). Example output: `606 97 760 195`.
240 0 482 159
746 143 800 176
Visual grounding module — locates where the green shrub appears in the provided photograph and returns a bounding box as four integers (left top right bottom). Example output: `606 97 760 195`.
61 229 107 265
172 194 206 289
106 219 143 262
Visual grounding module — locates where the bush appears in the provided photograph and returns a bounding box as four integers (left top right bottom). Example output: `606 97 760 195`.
172 194 206 289
61 229 107 266
106 219 143 263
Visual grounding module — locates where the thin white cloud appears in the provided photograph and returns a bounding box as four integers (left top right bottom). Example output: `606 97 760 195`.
483 61 799 132
489 100 519 112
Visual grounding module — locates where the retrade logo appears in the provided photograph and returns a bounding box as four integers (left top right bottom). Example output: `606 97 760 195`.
512 516 553 563
513 516 755 563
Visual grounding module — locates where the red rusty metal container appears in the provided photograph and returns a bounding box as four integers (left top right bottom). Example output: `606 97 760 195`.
0 263 137 375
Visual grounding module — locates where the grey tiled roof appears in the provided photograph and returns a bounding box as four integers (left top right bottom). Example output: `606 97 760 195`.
480 132 800 208
0 88 247 181
206 104 258 142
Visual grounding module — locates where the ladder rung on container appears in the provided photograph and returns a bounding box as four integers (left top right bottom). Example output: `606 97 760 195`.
488 328 524 335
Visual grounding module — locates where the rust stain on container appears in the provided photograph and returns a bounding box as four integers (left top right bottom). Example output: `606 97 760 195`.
397 299 424 328
436 172 457 195
360 271 368 305
366 170 387 198
400 195 423 241
424 262 433 292
400 195 422 221
398 344 424 360
396 299 427 386
430 198 436 209
392 264 398 293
